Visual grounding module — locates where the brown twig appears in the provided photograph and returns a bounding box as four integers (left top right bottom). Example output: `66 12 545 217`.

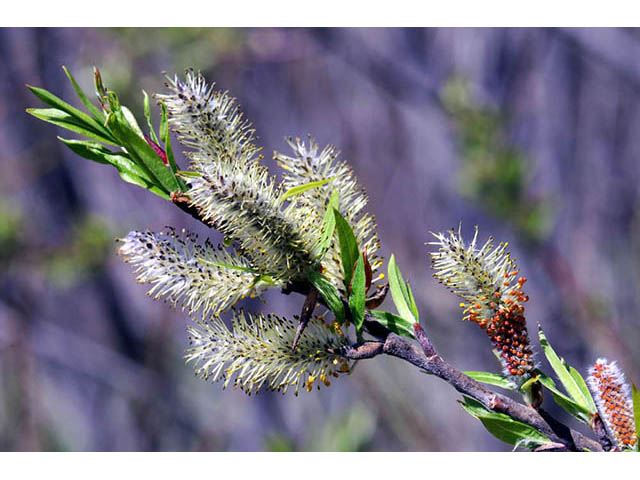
340 325 603 452
292 287 318 350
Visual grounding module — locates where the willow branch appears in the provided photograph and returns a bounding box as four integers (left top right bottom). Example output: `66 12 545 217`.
170 192 605 452
336 322 604 452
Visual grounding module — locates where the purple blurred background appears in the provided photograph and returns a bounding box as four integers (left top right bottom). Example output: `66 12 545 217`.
1 27 639 451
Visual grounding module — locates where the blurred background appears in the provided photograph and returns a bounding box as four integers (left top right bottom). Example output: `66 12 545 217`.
1 27 639 451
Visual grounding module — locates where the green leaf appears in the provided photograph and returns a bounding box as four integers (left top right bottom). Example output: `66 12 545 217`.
369 311 415 339
459 396 550 449
349 254 366 332
478 416 550 450
317 190 339 257
160 103 184 188
387 254 418 323
334 209 359 289
567 363 597 413
57 137 170 199
57 137 113 165
117 169 170 200
177 170 202 179
282 176 339 201
121 106 145 140
160 101 169 140
534 370 593 424
462 371 517 390
308 271 346 323
198 258 260 274
62 66 106 124
538 326 596 413
458 395 493 417
143 90 160 144
404 281 419 322
26 84 111 141
632 382 640 452
107 108 179 193
27 108 117 145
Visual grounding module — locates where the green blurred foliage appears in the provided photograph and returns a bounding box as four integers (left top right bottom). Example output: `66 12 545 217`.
264 404 376 452
0 199 23 264
44 215 113 287
441 76 553 244
90 28 245 109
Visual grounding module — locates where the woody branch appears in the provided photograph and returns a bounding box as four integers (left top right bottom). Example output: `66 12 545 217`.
171 192 605 452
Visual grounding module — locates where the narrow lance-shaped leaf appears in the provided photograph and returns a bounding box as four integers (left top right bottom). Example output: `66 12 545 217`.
349 254 366 332
308 271 346 324
632 382 640 452
62 66 107 125
317 190 339 257
462 371 518 390
459 396 550 449
538 326 596 413
57 137 112 165
567 362 597 413
121 106 146 140
334 208 359 288
57 137 170 200
26 83 110 141
26 108 117 145
117 170 171 200
282 175 338 201
107 107 179 193
388 254 417 323
534 370 593 424
369 311 415 339
143 90 160 144
160 103 184 188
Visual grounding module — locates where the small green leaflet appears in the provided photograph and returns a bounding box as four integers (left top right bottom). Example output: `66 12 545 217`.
143 90 160 145
387 254 418 323
160 103 184 188
57 137 114 165
534 370 593 424
107 107 179 194
316 190 339 257
121 106 146 140
27 108 117 145
537 326 596 415
117 170 170 200
462 371 517 390
57 137 170 200
308 271 346 324
281 175 339 201
369 311 415 339
198 258 260 274
57 137 149 179
566 362 597 413
27 69 185 199
458 395 492 417
349 254 366 332
632 382 640 452
62 65 106 124
334 209 359 289
26 83 111 141
459 396 550 449
178 171 203 179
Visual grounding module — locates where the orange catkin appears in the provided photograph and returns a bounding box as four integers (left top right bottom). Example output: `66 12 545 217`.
587 359 637 450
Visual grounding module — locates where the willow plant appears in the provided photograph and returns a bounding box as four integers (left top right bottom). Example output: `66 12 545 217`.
27 67 639 451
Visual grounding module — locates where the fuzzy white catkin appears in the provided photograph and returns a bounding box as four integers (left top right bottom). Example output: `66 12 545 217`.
118 228 271 318
185 310 352 396
119 71 383 394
